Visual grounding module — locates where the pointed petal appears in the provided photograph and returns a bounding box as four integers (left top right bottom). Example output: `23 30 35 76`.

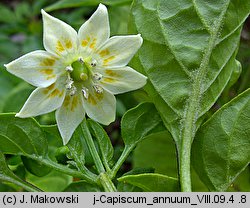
98 66 147 94
78 4 110 55
95 35 143 68
83 88 116 125
4 50 61 88
16 80 66 118
56 94 85 145
42 9 78 56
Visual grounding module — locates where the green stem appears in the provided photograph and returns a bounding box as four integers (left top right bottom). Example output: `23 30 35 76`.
81 121 105 173
30 156 97 184
99 172 116 192
81 120 116 191
110 146 132 179
9 175 42 192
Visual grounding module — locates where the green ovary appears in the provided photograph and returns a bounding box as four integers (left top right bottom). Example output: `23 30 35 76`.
70 58 91 82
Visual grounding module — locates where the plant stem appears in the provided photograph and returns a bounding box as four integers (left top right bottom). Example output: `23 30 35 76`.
99 172 117 192
110 146 132 179
81 120 117 191
31 156 97 184
81 120 105 173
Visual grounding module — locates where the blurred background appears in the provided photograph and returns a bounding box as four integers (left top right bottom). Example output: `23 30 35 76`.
0 0 249 192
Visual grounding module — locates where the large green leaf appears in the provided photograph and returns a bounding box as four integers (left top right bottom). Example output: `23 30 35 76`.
118 173 179 192
0 114 48 156
192 89 250 191
131 0 250 148
0 152 41 191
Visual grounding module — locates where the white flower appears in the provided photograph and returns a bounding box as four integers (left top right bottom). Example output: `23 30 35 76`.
4 4 147 145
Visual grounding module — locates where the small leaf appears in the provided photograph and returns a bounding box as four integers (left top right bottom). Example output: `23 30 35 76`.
118 173 179 192
0 152 41 192
192 89 250 191
0 114 48 156
121 102 165 147
21 156 52 177
88 119 114 165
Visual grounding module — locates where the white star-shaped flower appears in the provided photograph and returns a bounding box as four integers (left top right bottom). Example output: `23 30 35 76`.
5 4 147 145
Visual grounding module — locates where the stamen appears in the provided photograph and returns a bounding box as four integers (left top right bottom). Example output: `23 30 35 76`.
66 66 73 72
69 86 77 96
92 72 103 81
78 57 84 64
80 73 88 81
82 87 89 99
66 78 74 89
93 85 103 94
91 59 97 67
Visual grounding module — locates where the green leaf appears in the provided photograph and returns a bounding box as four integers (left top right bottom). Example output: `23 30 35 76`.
133 131 208 191
26 170 72 192
118 173 179 192
192 89 250 191
87 119 113 166
121 102 165 147
131 0 250 148
0 152 41 191
21 156 52 177
0 114 48 156
45 0 132 12
64 181 101 192
0 4 16 23
2 82 33 113
133 131 178 178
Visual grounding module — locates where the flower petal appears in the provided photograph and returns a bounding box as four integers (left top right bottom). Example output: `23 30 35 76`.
83 88 116 125
16 80 66 118
78 4 109 55
95 35 143 68
56 94 85 145
42 9 78 57
4 50 61 88
98 66 147 94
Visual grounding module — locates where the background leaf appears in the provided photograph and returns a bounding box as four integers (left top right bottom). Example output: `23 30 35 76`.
133 131 208 191
118 173 179 192
0 114 48 156
0 152 41 191
45 0 132 11
26 170 72 192
64 181 101 192
192 89 250 191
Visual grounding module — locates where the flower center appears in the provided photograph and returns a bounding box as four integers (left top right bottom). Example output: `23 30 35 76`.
70 57 91 82
65 57 103 98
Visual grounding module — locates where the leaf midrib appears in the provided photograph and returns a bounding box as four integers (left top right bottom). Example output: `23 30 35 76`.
180 1 231 143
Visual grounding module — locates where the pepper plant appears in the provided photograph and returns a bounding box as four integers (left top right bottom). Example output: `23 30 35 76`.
0 0 249 192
